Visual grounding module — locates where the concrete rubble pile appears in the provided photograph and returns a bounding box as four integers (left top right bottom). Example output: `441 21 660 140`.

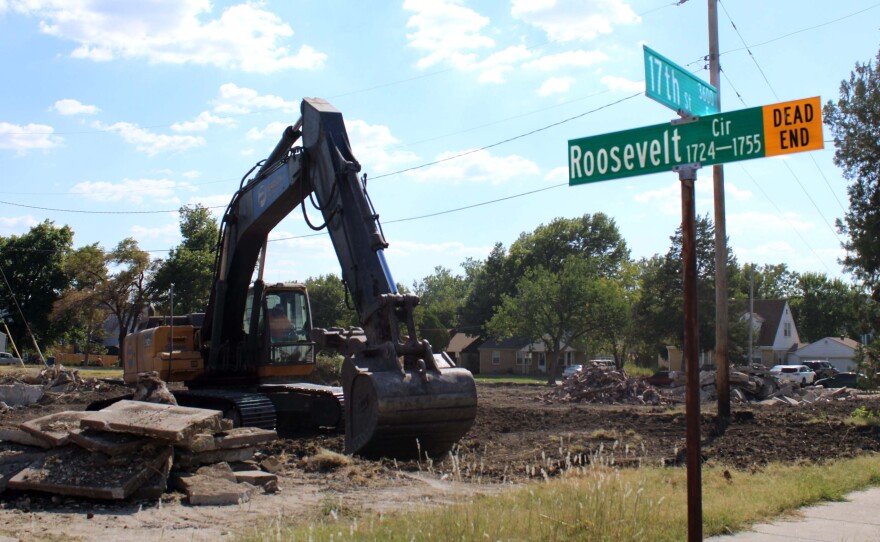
544 364 861 407
0 398 280 505
542 365 666 405
661 367 861 406
0 365 108 410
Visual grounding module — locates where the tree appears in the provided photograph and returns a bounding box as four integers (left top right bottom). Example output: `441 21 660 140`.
411 265 469 331
734 263 800 300
824 49 880 299
51 243 109 362
789 272 862 343
488 257 628 384
507 213 630 277
459 243 517 333
99 238 156 360
630 215 747 362
0 220 74 351
151 205 218 314
460 214 631 334
304 274 358 329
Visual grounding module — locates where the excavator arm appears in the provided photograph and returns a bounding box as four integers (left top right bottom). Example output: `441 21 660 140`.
202 98 477 458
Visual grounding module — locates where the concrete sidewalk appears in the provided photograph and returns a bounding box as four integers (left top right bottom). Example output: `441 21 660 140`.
706 486 880 541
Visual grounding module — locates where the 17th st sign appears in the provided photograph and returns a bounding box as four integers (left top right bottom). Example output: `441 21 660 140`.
568 96 823 185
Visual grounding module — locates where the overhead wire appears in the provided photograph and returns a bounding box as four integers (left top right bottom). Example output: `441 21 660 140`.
0 92 640 214
717 0 847 265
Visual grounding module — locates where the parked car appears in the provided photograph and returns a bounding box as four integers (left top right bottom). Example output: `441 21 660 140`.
562 364 584 378
769 364 816 387
802 360 837 380
814 372 864 389
0 352 22 366
645 370 676 387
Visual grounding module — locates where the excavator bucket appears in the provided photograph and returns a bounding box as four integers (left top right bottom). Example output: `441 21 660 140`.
344 356 477 459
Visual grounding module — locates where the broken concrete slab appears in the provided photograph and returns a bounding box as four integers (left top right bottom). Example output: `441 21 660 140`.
80 400 224 444
0 427 52 448
233 470 277 487
0 384 43 407
172 462 257 506
20 411 92 447
180 427 277 453
68 428 155 456
0 450 46 493
194 462 236 482
8 444 173 500
176 475 257 506
129 453 172 501
174 446 255 468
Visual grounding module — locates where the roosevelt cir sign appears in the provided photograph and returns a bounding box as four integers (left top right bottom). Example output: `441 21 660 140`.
568 96 823 185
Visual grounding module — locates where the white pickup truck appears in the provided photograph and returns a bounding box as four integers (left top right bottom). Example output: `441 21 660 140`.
769 364 816 387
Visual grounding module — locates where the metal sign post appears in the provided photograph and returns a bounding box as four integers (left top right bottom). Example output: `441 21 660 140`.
676 163 703 542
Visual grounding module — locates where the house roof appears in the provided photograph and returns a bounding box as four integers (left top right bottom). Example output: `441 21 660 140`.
824 336 861 350
446 333 481 354
751 299 787 346
477 336 533 350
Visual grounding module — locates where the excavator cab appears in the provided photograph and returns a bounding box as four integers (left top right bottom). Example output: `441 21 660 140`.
245 283 317 378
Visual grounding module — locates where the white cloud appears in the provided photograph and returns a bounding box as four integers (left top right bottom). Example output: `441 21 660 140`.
346 119 419 175
52 98 99 115
181 170 201 180
386 240 493 260
9 0 326 73
523 49 607 71
538 76 574 96
93 121 204 155
131 222 180 241
601 74 642 92
406 149 540 184
0 215 39 236
245 121 290 141
634 178 752 216
728 210 813 235
544 166 568 183
404 0 495 69
212 83 297 115
171 111 234 132
0 122 62 153
70 178 195 205
512 0 640 42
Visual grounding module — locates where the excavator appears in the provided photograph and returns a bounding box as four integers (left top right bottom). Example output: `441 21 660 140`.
121 98 477 459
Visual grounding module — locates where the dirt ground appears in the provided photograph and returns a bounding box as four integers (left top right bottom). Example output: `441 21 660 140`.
2 381 880 541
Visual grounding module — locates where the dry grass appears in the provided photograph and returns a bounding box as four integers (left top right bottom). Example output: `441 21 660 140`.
237 454 880 542
300 448 353 472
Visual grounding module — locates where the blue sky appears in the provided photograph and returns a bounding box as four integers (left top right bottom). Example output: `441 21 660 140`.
0 0 877 289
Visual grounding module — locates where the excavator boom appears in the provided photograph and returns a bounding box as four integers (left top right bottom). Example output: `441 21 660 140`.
201 98 477 458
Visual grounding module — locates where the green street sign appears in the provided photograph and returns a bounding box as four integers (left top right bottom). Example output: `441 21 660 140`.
644 45 718 116
569 96 823 185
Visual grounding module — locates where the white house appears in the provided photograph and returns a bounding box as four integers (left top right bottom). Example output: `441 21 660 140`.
794 337 862 372
745 299 802 366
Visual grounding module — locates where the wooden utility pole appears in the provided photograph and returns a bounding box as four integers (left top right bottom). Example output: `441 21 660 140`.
709 0 731 419
679 164 703 542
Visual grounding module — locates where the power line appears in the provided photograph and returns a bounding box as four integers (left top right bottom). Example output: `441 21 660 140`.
737 165 834 274
0 93 639 214
717 0 846 249
0 199 226 214
370 92 641 181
